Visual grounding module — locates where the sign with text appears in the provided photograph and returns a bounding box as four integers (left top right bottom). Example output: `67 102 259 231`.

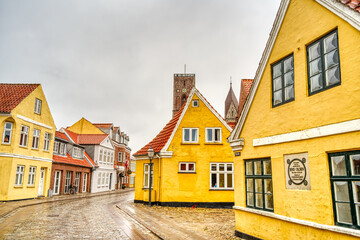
284 152 311 190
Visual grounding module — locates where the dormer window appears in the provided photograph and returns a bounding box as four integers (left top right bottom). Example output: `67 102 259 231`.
73 147 83 159
192 100 199 107
34 98 42 114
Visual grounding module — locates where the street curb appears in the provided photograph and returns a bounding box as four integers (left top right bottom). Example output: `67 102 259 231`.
0 189 134 220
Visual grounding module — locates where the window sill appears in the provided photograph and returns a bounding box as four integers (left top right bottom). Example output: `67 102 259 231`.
204 142 223 145
181 142 200 145
142 188 153 190
14 185 23 188
209 188 234 191
1 142 11 145
32 148 39 151
19 145 28 149
43 150 50 153
178 172 196 174
27 185 35 188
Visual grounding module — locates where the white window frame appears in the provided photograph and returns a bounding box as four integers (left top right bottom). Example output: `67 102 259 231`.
111 152 114 164
106 173 110 185
97 173 101 187
205 128 222 143
74 172 81 192
59 142 66 155
53 170 61 195
102 172 105 186
2 122 13 144
32 129 40 149
143 164 153 189
99 149 103 164
82 173 88 192
43 132 51 151
182 128 199 143
64 171 72 193
28 166 36 186
210 163 234 190
34 98 42 114
19 125 29 147
73 147 83 159
192 99 199 107
179 162 196 173
15 165 25 186
53 141 59 154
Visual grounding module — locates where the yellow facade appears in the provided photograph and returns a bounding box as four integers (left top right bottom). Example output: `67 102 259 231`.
67 118 104 134
230 0 360 239
135 90 234 206
0 85 56 201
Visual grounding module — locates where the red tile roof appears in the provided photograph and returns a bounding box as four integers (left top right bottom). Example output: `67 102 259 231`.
55 131 69 141
242 79 253 96
134 105 185 156
93 123 113 129
64 129 79 144
78 134 108 144
84 151 96 166
0 84 39 113
53 153 93 168
339 0 360 12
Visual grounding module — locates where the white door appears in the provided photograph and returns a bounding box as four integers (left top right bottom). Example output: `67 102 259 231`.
38 168 45 196
53 171 61 195
82 173 88 192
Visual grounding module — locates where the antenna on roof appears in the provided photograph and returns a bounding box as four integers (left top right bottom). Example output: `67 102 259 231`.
184 64 186 74
230 76 232 87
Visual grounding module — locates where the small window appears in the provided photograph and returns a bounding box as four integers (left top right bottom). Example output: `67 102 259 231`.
2 122 13 144
64 171 72 193
183 128 199 143
118 152 123 162
53 141 59 154
32 129 40 149
272 54 294 107
245 159 273 211
19 125 29 147
74 172 81 192
210 163 233 189
28 166 36 186
206 128 222 143
34 98 42 114
73 147 83 159
179 162 196 173
307 30 341 95
15 165 25 186
59 142 66 155
43 132 51 151
192 100 199 107
143 164 153 189
99 150 103 164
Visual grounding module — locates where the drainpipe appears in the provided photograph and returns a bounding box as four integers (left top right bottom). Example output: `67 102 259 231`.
156 154 161 205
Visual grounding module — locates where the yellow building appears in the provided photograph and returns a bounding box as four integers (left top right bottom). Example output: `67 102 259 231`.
0 84 56 201
228 0 360 239
134 88 234 207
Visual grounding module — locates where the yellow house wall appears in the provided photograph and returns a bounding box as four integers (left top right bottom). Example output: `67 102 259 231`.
134 158 159 202
0 85 55 200
234 0 360 239
68 118 104 134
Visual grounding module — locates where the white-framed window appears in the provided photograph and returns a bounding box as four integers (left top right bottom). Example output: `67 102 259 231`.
15 165 25 186
53 141 59 153
82 173 88 192
73 147 83 159
2 122 13 144
59 142 66 155
102 172 105 186
130 176 135 185
143 164 153 189
110 152 113 164
32 129 40 149
64 171 72 193
34 98 42 114
205 128 222 143
192 99 199 107
179 162 196 173
97 173 101 186
118 152 123 162
210 163 234 190
104 150 107 164
43 132 51 151
183 128 199 143
106 173 110 185
27 166 36 186
130 162 136 172
74 172 81 192
99 149 103 164
19 125 29 147
107 152 111 164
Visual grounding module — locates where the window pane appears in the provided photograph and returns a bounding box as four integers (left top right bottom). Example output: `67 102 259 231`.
325 67 340 86
246 179 253 192
272 63 281 78
310 74 323 92
180 163 186 171
256 194 263 208
331 156 346 176
263 161 271 175
227 173 233 188
219 164 225 171
211 164 217 171
144 173 149 187
215 129 220 141
246 161 253 175
219 174 225 187
273 77 282 91
211 173 217 188
265 194 273 210
308 42 321 61
284 85 294 101
284 72 294 86
184 129 190 142
247 192 254 206
254 161 262 175
351 154 360 176
264 179 272 194
324 32 337 53
191 129 198 142
334 181 350 202
227 164 232 171
309 58 322 77
255 179 263 193
352 181 360 203
145 165 149 172
273 90 282 105
188 163 195 171
284 56 293 73
207 129 212 141
324 50 339 69
336 202 352 224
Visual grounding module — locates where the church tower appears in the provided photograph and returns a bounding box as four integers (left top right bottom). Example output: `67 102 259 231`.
173 73 195 117
225 80 239 128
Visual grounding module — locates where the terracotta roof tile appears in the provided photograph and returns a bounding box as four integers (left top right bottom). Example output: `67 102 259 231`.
93 123 113 129
55 131 69 141
78 134 108 145
134 105 185 156
339 0 360 12
0 84 39 113
242 79 253 96
53 153 93 168
64 129 79 144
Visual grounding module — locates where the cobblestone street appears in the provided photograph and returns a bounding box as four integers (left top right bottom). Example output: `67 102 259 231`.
0 190 240 240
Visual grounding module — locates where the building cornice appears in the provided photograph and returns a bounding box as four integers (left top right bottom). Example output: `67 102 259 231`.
0 153 52 162
17 114 53 130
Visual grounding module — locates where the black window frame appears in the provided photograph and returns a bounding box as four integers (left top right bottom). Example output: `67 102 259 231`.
245 158 273 212
307 29 341 96
329 150 360 229
271 54 295 108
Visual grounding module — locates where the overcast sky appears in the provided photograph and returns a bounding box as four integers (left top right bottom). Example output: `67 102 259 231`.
0 0 281 153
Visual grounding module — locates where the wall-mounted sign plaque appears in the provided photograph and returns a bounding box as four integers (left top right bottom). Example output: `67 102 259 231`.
284 152 311 190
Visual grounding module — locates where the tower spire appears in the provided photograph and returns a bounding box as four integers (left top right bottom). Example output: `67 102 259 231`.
230 76 232 88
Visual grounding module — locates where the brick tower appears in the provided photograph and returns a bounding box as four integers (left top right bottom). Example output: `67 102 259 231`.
173 73 195 117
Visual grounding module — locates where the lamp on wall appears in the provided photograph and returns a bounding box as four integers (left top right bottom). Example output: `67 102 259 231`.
147 146 154 207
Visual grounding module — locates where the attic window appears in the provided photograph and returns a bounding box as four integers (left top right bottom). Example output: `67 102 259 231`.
192 100 199 107
34 98 42 114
